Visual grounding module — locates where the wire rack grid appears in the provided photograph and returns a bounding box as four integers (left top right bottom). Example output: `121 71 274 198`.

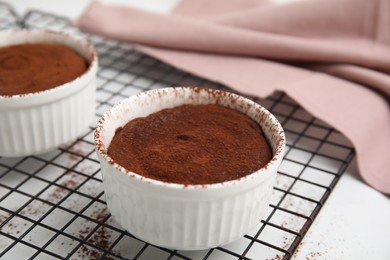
0 3 355 260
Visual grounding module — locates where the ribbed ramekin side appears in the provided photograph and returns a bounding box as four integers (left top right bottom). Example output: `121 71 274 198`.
0 81 95 157
100 155 277 250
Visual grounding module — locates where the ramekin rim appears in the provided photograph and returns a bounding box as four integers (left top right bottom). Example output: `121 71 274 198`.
0 28 97 100
94 87 286 190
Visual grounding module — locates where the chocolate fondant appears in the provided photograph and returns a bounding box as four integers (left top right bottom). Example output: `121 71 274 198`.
108 104 273 185
0 43 87 96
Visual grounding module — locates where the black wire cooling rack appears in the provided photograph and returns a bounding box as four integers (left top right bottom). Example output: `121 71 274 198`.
0 3 355 260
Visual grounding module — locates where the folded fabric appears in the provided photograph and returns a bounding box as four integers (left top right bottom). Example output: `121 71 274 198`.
77 0 390 194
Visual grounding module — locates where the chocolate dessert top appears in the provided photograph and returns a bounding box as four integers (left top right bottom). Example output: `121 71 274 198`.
0 43 87 96
108 104 273 185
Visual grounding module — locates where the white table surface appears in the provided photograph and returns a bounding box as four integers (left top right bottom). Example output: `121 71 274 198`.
2 0 390 259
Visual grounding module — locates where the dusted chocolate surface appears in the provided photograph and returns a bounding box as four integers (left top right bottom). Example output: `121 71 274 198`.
0 43 87 96
108 104 273 185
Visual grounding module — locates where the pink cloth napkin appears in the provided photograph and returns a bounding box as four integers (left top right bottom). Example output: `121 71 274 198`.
77 0 390 194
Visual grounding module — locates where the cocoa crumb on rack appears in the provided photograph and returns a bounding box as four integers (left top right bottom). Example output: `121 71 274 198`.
78 208 117 260
306 251 322 260
0 213 10 224
15 167 117 259
68 153 81 162
271 255 282 260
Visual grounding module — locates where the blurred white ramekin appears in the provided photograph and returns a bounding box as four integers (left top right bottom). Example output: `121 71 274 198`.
0 29 97 157
95 87 285 250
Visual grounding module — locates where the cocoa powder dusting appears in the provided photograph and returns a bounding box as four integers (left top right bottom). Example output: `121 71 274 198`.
0 43 87 96
108 104 273 185
79 208 117 260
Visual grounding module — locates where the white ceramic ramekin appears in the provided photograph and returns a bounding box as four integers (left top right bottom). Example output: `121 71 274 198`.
95 87 285 250
0 29 97 157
